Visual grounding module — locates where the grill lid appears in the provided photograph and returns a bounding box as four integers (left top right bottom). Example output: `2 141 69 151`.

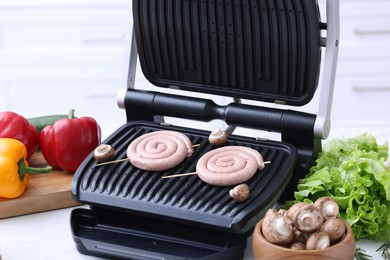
133 0 322 105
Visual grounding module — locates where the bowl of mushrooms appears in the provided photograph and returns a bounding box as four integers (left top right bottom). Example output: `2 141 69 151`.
252 197 355 260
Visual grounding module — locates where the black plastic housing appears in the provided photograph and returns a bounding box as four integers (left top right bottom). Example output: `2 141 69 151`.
71 208 246 260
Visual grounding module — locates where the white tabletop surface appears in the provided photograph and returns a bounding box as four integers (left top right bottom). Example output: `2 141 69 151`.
1 126 390 260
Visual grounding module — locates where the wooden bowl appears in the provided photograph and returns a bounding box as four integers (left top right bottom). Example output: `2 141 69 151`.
252 218 355 260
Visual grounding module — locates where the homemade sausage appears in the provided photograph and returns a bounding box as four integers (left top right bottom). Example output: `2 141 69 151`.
127 130 194 171
196 146 264 186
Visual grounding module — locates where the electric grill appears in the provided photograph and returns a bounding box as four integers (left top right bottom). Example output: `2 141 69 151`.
70 0 340 259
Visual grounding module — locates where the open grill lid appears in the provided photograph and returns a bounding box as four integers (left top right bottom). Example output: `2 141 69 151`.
133 0 322 106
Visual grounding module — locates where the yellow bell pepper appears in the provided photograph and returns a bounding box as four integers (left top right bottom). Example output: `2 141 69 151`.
0 138 52 199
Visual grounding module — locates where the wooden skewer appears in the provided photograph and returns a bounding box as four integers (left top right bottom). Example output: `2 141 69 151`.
94 144 200 167
95 158 129 166
161 172 198 179
161 161 271 179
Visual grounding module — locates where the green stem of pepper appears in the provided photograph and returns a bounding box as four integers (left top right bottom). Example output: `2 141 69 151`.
68 109 76 119
17 159 53 180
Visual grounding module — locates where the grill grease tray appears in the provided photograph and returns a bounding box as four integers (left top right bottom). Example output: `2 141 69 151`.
72 121 296 234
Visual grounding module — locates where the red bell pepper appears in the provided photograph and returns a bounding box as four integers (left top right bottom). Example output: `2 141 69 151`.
0 111 40 160
40 109 101 173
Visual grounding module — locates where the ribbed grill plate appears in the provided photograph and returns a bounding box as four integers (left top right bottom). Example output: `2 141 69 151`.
72 122 296 234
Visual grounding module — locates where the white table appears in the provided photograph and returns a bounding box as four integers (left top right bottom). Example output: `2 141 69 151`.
0 206 385 260
1 127 389 260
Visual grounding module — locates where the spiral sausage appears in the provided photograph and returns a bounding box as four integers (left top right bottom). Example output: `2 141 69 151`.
196 146 264 186
127 130 194 171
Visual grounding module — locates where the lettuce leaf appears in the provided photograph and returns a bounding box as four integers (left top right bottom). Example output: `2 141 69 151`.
292 133 390 241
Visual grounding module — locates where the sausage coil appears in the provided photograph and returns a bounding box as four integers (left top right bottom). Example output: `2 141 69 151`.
196 146 264 186
127 130 194 171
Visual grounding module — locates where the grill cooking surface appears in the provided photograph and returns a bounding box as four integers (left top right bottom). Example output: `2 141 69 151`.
72 122 296 234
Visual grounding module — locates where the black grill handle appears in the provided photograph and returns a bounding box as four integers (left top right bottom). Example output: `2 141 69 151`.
123 89 316 135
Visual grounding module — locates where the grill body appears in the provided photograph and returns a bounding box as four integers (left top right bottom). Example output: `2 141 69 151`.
70 0 339 258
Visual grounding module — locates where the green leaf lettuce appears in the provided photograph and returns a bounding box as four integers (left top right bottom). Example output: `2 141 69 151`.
292 133 390 241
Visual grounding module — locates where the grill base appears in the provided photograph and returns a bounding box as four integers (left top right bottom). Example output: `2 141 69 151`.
71 207 246 260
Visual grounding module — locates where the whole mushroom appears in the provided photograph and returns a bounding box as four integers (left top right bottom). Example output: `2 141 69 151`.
320 217 346 244
229 184 250 202
289 204 324 233
208 128 228 146
94 144 115 162
306 231 330 250
261 209 294 245
314 196 339 220
286 202 307 220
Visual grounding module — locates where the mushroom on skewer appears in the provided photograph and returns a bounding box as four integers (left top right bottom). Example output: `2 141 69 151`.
94 144 115 162
229 184 250 202
208 125 236 146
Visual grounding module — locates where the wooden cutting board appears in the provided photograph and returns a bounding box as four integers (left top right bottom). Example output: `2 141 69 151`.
0 151 81 219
